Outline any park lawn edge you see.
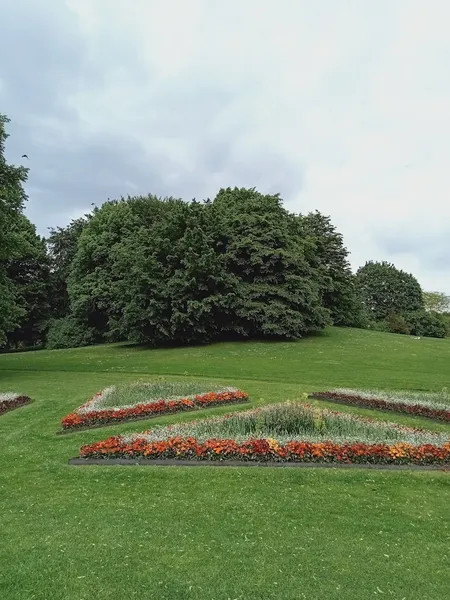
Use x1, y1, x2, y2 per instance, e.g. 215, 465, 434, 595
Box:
68, 457, 450, 470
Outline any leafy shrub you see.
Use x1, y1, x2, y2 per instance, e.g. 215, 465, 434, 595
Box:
404, 310, 447, 339
384, 313, 411, 335
46, 317, 97, 349
439, 312, 450, 337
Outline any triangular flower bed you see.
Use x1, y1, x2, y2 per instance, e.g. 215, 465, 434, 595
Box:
310, 389, 450, 422
72, 402, 450, 467
59, 381, 249, 432
0, 393, 32, 416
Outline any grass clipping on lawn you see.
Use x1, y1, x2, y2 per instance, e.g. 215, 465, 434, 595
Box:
79, 401, 450, 465
61, 380, 248, 430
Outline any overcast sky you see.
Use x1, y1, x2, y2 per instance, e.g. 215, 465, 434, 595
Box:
1, 0, 449, 293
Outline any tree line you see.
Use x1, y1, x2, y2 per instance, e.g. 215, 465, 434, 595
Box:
1, 113, 449, 351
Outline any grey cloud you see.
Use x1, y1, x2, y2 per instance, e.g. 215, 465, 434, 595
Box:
219, 150, 303, 201
0, 0, 304, 236
0, 0, 99, 120
376, 231, 450, 272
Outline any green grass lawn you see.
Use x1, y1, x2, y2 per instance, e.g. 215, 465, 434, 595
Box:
1, 327, 449, 600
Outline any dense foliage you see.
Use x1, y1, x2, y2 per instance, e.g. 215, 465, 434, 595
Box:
64, 189, 331, 347
423, 291, 450, 314
5, 215, 51, 348
46, 215, 90, 319
1, 114, 448, 348
0, 114, 29, 345
404, 310, 447, 339
295, 211, 367, 327
356, 261, 424, 321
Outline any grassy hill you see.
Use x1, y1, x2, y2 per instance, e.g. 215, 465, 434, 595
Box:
1, 327, 449, 599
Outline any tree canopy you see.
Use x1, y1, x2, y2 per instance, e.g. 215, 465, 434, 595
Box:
1, 113, 447, 349
5, 214, 51, 348
423, 291, 450, 314
64, 189, 334, 347
0, 114, 29, 345
295, 211, 366, 327
355, 261, 424, 321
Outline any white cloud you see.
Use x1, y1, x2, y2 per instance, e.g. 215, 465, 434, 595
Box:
19, 0, 450, 292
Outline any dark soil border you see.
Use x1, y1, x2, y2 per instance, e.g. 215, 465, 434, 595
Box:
309, 393, 450, 424
0, 396, 33, 416
68, 457, 450, 471
57, 398, 250, 435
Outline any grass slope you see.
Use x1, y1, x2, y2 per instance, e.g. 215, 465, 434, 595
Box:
0, 327, 449, 600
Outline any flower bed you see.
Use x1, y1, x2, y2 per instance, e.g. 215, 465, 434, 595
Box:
77, 402, 450, 466
61, 383, 249, 431
79, 436, 450, 466
310, 389, 450, 422
0, 393, 32, 416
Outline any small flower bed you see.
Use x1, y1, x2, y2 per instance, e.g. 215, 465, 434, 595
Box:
78, 402, 450, 466
61, 382, 249, 431
310, 389, 450, 422
0, 392, 32, 416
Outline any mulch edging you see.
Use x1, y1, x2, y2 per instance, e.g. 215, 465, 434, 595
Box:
68, 457, 450, 471
309, 394, 450, 423
57, 399, 250, 435
0, 396, 33, 416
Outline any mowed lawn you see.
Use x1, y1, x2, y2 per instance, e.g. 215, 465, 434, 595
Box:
0, 327, 449, 600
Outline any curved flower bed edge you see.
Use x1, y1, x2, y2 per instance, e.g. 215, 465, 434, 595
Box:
61, 390, 249, 431
310, 391, 450, 422
0, 395, 33, 416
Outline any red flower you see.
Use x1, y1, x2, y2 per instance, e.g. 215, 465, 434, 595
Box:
79, 435, 450, 466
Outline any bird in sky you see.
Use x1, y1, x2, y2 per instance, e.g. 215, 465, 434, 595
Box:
21, 154, 29, 159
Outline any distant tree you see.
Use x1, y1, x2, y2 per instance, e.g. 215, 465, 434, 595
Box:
67, 198, 145, 343
384, 313, 411, 335
405, 310, 447, 339
295, 211, 366, 327
46, 316, 97, 350
46, 215, 91, 318
423, 291, 450, 314
5, 215, 51, 348
0, 114, 29, 345
355, 261, 423, 321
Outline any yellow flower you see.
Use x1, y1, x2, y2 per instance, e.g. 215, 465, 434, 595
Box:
267, 438, 280, 452
388, 443, 412, 459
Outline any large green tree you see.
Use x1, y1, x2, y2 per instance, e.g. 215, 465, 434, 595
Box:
211, 187, 329, 338
65, 189, 330, 347
295, 211, 366, 327
46, 215, 91, 319
67, 198, 146, 344
67, 195, 238, 346
6, 214, 51, 348
355, 261, 423, 321
0, 114, 29, 345
118, 200, 235, 344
